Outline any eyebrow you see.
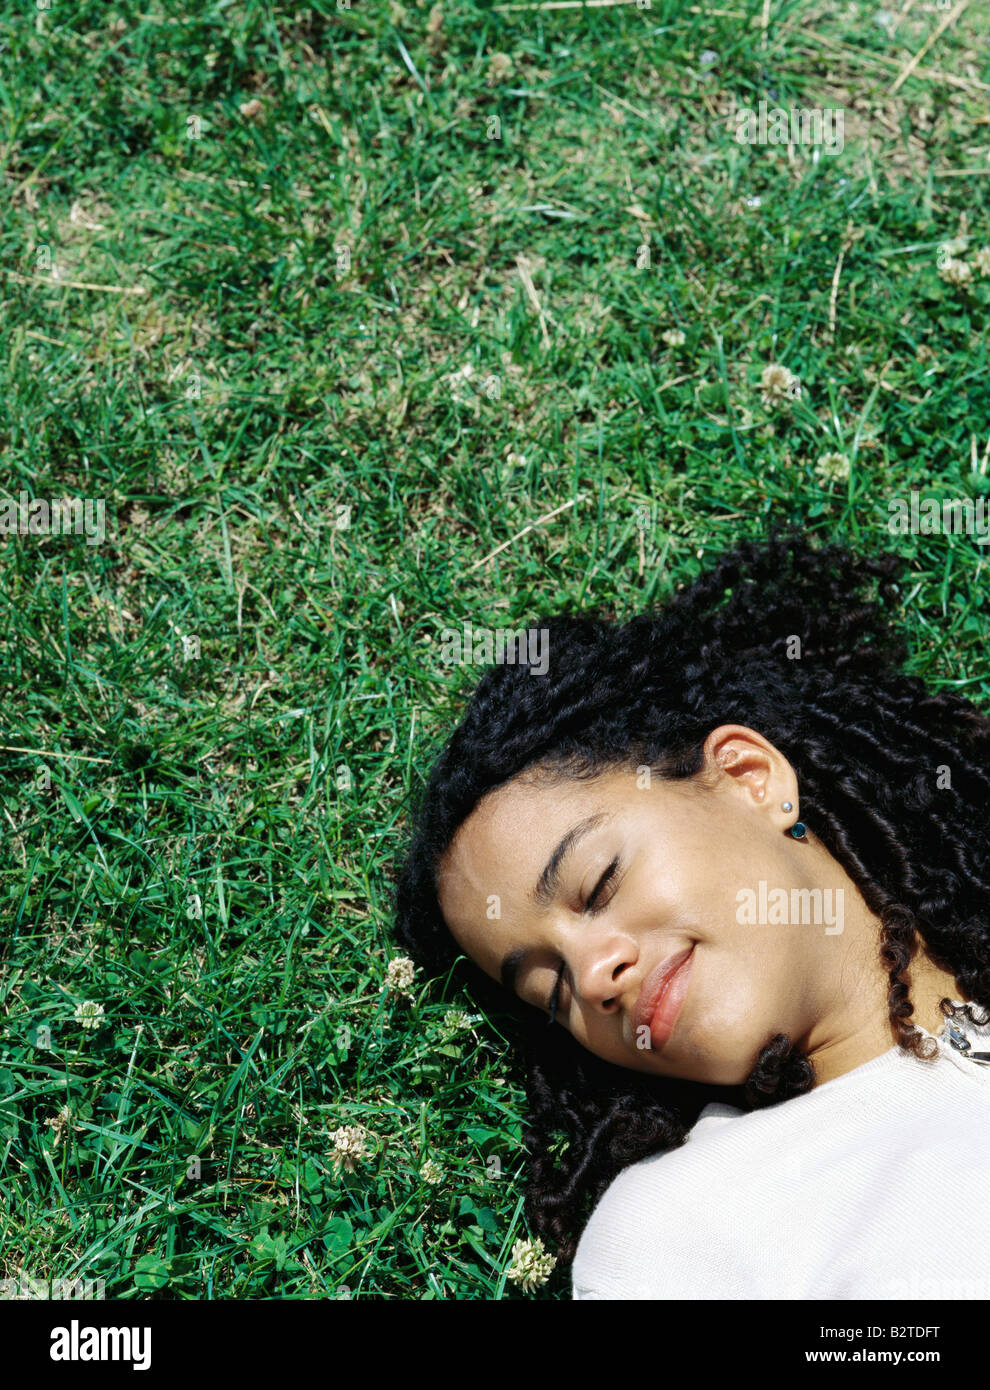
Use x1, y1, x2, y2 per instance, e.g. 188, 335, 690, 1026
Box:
499, 812, 608, 996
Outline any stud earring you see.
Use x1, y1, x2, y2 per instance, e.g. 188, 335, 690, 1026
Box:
790, 822, 807, 839
781, 801, 793, 812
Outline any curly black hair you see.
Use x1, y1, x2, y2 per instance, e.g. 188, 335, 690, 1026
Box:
393, 530, 990, 1264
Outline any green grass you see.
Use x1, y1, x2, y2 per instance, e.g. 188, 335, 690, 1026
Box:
0, 0, 988, 1300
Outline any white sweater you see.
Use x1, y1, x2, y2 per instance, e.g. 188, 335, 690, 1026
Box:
571, 1007, 990, 1300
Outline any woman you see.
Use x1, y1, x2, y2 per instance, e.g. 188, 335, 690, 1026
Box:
393, 532, 990, 1299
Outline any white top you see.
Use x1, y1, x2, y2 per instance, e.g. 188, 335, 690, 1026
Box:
571, 1007, 990, 1300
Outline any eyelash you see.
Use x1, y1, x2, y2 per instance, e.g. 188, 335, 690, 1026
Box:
546, 856, 621, 1022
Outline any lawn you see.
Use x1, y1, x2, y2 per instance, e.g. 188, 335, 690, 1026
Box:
0, 0, 988, 1300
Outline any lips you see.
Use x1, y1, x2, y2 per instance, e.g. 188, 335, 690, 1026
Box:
632, 945, 695, 1048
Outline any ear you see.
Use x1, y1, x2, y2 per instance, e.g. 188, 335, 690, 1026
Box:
702, 724, 800, 826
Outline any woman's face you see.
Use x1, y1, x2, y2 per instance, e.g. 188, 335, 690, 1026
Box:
436, 725, 873, 1086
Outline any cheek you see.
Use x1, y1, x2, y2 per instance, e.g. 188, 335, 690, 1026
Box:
690, 932, 800, 1033
647, 841, 762, 933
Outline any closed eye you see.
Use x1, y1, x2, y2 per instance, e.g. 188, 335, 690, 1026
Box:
584, 856, 620, 914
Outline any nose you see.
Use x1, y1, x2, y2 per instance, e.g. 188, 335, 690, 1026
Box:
569, 928, 637, 1011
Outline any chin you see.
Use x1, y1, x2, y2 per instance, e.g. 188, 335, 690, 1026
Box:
665, 1020, 768, 1087
666, 1054, 751, 1087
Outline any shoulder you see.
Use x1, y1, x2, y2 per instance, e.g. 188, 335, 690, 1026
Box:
571, 1050, 990, 1300
570, 1104, 769, 1300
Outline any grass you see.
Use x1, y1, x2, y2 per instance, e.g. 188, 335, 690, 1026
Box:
0, 0, 988, 1300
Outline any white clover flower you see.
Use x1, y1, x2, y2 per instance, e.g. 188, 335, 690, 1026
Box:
971, 247, 990, 278
505, 1236, 556, 1292
488, 52, 513, 84
760, 363, 801, 410
940, 236, 968, 258
442, 1008, 471, 1034
330, 1124, 370, 1173
661, 328, 686, 348
45, 1106, 81, 1149
74, 1000, 104, 1029
385, 955, 417, 998
815, 452, 851, 484
938, 257, 971, 286
420, 1158, 443, 1185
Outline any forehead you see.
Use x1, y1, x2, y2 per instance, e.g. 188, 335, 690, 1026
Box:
445, 770, 597, 877
435, 770, 619, 976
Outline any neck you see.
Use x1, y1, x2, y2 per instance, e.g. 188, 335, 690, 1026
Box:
800, 900, 966, 1086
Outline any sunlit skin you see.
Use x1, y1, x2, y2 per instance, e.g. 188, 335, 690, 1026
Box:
437, 725, 967, 1088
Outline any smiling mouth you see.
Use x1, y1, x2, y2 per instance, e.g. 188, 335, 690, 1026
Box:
632, 945, 696, 1051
